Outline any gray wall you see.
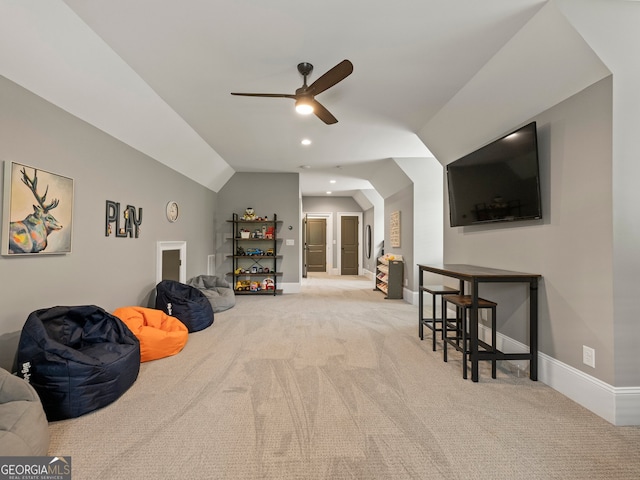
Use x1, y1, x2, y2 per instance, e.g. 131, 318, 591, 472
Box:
302, 196, 363, 270
417, 2, 631, 387
442, 77, 614, 384
555, 0, 640, 390
393, 157, 444, 293
0, 77, 217, 353
384, 185, 413, 291
217, 173, 301, 286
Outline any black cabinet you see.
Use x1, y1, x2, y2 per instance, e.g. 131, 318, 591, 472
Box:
227, 213, 282, 295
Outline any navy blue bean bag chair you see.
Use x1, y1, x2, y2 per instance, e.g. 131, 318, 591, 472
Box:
15, 305, 140, 421
155, 280, 214, 333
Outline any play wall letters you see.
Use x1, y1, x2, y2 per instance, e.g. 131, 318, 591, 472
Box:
105, 200, 142, 238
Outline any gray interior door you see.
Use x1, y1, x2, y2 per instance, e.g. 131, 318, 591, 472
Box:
162, 249, 181, 281
341, 216, 358, 275
307, 218, 326, 272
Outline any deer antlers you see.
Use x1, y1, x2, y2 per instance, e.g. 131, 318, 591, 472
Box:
21, 168, 59, 213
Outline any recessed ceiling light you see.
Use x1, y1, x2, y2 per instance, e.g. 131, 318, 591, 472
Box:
329, 179, 336, 184
301, 138, 312, 146
326, 191, 332, 195
300, 165, 311, 169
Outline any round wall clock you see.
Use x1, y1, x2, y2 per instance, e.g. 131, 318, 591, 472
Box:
166, 201, 179, 223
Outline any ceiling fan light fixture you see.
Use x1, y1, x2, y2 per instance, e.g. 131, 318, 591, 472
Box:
295, 97, 314, 115
231, 60, 352, 124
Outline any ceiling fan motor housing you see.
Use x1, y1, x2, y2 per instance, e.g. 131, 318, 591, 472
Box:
297, 62, 313, 77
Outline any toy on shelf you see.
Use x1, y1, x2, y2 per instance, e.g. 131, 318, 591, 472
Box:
242, 208, 256, 221
382, 253, 403, 262
264, 226, 275, 239
235, 280, 250, 291
261, 278, 275, 291
250, 281, 261, 292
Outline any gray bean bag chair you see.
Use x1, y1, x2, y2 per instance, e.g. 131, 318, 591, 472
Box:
0, 367, 50, 455
187, 275, 236, 313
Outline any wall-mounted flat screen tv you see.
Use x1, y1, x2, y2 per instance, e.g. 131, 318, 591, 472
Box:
446, 122, 542, 227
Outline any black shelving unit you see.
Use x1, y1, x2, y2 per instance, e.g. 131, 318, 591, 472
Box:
227, 213, 283, 295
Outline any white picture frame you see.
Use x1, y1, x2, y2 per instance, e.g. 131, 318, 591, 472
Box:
2, 161, 74, 255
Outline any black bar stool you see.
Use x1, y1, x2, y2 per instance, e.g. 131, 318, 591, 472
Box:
442, 294, 497, 380
419, 284, 460, 351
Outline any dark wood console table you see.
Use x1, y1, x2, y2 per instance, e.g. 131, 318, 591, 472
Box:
417, 264, 541, 382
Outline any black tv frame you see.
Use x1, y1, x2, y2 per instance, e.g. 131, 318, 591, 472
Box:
446, 122, 542, 227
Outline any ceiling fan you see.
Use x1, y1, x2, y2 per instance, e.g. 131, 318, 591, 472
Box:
231, 59, 353, 125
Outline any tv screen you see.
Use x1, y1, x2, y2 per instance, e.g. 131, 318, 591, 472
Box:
446, 122, 542, 227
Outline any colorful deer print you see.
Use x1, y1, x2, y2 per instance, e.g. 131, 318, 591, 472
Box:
9, 168, 62, 253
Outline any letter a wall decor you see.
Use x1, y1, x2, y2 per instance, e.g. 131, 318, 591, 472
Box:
1, 161, 74, 256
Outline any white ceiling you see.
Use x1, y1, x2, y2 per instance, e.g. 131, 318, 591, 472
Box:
3, 0, 546, 196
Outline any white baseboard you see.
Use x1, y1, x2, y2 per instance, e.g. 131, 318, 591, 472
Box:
477, 324, 640, 426
280, 282, 301, 294
406, 288, 419, 305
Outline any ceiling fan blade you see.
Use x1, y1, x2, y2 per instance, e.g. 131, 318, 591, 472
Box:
230, 93, 296, 99
311, 99, 338, 125
308, 60, 353, 96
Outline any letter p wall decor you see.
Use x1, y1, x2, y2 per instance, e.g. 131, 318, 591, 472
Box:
2, 161, 74, 256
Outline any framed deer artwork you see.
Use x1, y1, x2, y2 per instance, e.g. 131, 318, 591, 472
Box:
2, 161, 74, 255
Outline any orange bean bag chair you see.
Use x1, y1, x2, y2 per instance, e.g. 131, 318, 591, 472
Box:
113, 307, 188, 362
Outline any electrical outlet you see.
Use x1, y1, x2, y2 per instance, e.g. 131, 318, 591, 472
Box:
583, 345, 595, 368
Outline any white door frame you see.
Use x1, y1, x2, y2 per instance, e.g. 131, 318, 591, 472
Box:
156, 241, 187, 284
337, 212, 363, 276
304, 212, 334, 274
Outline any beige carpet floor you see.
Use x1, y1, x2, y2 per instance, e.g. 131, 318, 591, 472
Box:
48, 274, 640, 479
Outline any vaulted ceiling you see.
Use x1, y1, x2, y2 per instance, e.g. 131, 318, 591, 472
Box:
1, 0, 546, 196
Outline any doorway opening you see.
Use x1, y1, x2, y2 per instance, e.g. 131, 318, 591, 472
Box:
156, 241, 186, 285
